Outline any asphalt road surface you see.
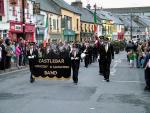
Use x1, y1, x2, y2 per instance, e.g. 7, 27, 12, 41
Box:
0, 51, 149, 113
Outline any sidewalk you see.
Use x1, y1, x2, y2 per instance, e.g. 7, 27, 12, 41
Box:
0, 64, 29, 75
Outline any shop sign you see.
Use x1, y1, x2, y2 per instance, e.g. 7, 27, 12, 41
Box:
25, 25, 35, 33
10, 22, 23, 32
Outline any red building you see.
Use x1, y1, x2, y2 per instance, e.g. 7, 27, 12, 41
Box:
9, 20, 35, 42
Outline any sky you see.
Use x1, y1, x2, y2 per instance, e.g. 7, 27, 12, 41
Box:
64, 0, 150, 8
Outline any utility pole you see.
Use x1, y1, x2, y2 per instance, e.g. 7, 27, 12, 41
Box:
22, 0, 25, 40
130, 11, 133, 40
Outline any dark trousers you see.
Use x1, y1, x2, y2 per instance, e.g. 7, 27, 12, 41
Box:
93, 54, 97, 63
89, 55, 92, 64
84, 55, 89, 67
72, 61, 79, 83
145, 68, 150, 87
99, 60, 104, 75
5, 56, 11, 69
103, 62, 110, 80
0, 58, 5, 70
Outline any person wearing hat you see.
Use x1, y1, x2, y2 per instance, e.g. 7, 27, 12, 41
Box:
98, 36, 105, 75
98, 37, 114, 82
70, 43, 81, 85
27, 43, 38, 83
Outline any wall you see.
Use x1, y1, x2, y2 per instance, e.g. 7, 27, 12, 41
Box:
61, 9, 80, 41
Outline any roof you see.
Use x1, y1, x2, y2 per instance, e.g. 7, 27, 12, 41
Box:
138, 16, 150, 26
103, 6, 150, 14
36, 0, 61, 15
119, 16, 139, 27
52, 0, 80, 15
72, 7, 100, 24
96, 10, 123, 24
95, 10, 108, 20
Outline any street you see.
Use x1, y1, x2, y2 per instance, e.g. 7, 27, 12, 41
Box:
0, 51, 149, 113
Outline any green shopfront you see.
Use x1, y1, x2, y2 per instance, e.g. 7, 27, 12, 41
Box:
63, 29, 75, 42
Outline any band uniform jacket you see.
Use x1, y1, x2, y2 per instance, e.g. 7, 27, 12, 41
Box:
27, 49, 38, 72
27, 49, 38, 58
99, 43, 114, 64
70, 50, 80, 69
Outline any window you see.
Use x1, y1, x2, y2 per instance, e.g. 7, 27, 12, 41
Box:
88, 25, 90, 32
64, 15, 72, 30
85, 24, 87, 32
0, 0, 4, 16
53, 19, 56, 30
77, 19, 79, 31
49, 18, 52, 30
3, 30, 7, 38
12, 6, 17, 16
57, 18, 59, 31
81, 23, 83, 31
36, 15, 44, 26
27, 3, 30, 19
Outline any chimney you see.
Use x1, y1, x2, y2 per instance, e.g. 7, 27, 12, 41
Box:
86, 4, 91, 10
71, 0, 83, 8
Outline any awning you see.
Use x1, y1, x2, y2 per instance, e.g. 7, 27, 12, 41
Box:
63, 29, 75, 36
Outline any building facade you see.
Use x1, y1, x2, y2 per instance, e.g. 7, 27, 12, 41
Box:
35, 0, 62, 44
8, 0, 35, 42
53, 0, 80, 42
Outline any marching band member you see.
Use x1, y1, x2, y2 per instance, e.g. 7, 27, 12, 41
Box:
27, 43, 38, 83
70, 43, 81, 85
84, 43, 89, 68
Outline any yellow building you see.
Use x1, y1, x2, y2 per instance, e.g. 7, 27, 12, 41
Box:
61, 9, 80, 42
53, 0, 81, 42
71, 1, 102, 42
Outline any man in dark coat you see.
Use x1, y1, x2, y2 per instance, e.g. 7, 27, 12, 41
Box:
27, 43, 38, 83
99, 37, 114, 82
98, 36, 104, 75
143, 50, 150, 91
70, 43, 81, 85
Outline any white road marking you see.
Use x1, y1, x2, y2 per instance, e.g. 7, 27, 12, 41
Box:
89, 108, 95, 110
0, 68, 28, 76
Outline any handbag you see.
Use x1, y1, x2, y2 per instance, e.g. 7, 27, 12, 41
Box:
81, 53, 86, 59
